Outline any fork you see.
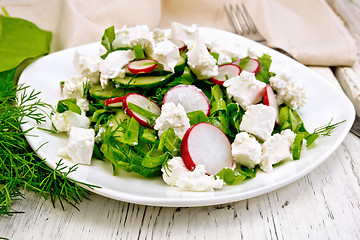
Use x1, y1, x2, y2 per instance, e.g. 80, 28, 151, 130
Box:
225, 4, 266, 43
225, 3, 293, 58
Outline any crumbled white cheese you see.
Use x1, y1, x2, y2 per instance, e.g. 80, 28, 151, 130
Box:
51, 111, 90, 133
61, 126, 95, 165
240, 104, 276, 141
99, 50, 135, 88
154, 102, 190, 139
152, 28, 169, 43
62, 75, 89, 99
112, 25, 155, 56
209, 40, 245, 65
260, 129, 296, 172
152, 39, 180, 72
247, 47, 267, 58
269, 73, 306, 110
76, 99, 89, 112
186, 40, 218, 80
171, 22, 200, 46
73, 51, 102, 85
223, 70, 266, 109
231, 132, 262, 169
162, 157, 224, 191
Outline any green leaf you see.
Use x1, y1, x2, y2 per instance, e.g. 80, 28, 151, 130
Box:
56, 98, 81, 115
168, 66, 196, 87
255, 54, 275, 84
120, 117, 140, 146
158, 128, 181, 155
216, 168, 246, 185
226, 103, 244, 133
238, 166, 257, 178
292, 133, 305, 160
139, 127, 157, 144
0, 16, 52, 72
141, 145, 168, 168
187, 110, 208, 125
238, 56, 250, 70
101, 25, 115, 52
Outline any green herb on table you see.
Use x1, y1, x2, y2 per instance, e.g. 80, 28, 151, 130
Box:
0, 13, 98, 216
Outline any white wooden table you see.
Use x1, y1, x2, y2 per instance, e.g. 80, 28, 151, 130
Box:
1, 1, 360, 239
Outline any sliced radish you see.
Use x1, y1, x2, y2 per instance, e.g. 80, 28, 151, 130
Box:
263, 84, 279, 124
127, 59, 158, 74
210, 64, 241, 86
181, 123, 233, 175
232, 58, 260, 75
123, 93, 161, 127
169, 39, 187, 51
104, 96, 125, 107
163, 85, 210, 116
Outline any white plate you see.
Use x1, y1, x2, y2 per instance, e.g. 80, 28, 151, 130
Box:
19, 27, 355, 207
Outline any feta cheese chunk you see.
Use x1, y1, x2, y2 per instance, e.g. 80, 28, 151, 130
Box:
260, 129, 296, 172
223, 71, 266, 109
62, 75, 89, 99
51, 111, 90, 133
186, 40, 218, 80
153, 28, 169, 43
64, 126, 95, 165
162, 157, 224, 191
270, 73, 306, 110
76, 99, 89, 112
209, 40, 245, 65
231, 132, 262, 169
154, 102, 190, 139
112, 25, 155, 56
73, 51, 102, 85
152, 39, 180, 72
171, 22, 200, 46
240, 104, 276, 141
99, 50, 135, 88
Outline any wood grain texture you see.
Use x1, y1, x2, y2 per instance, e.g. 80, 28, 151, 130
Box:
2, 133, 360, 240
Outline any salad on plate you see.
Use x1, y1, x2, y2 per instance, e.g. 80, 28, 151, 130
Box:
50, 22, 336, 192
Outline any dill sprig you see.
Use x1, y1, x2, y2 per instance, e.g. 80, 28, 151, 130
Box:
313, 119, 346, 136
0, 68, 98, 216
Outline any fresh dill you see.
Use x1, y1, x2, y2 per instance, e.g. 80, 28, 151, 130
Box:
314, 119, 346, 136
0, 68, 98, 216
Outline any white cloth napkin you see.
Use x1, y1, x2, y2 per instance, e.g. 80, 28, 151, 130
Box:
160, 0, 357, 66
1, 0, 161, 51
1, 0, 357, 66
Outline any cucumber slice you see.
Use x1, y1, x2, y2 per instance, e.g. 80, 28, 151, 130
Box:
89, 82, 133, 100
113, 74, 174, 89
174, 54, 186, 73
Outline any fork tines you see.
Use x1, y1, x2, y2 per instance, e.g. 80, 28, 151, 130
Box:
225, 3, 264, 42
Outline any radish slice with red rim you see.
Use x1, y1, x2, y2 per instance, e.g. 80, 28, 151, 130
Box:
232, 57, 261, 75
127, 59, 158, 74
104, 96, 125, 107
181, 122, 233, 175
163, 85, 210, 116
169, 39, 187, 51
263, 84, 279, 124
123, 93, 161, 127
210, 64, 241, 86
